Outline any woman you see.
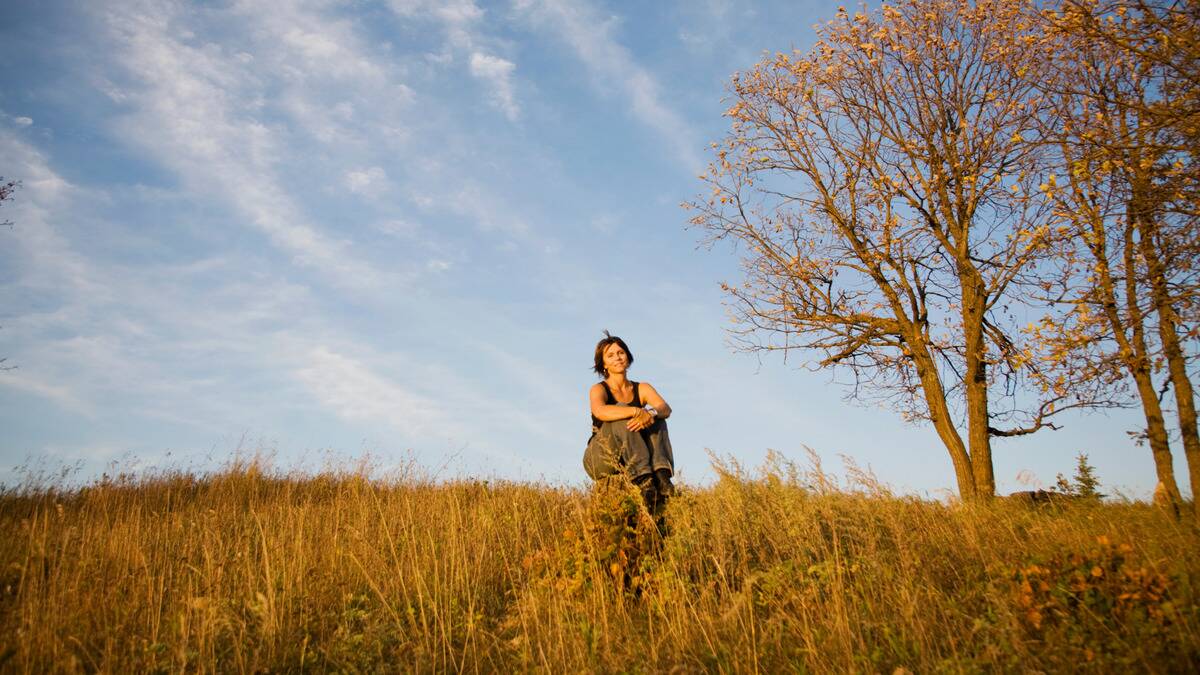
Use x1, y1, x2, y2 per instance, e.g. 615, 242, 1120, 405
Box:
584, 332, 675, 513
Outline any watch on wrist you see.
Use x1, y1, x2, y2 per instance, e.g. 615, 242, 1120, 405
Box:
645, 406, 658, 418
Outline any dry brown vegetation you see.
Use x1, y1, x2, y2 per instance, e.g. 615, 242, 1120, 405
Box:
1, 455, 1197, 673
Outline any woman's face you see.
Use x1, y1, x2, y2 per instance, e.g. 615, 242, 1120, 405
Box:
602, 343, 629, 375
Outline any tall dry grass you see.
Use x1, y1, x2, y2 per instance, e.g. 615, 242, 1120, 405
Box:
0, 453, 1196, 673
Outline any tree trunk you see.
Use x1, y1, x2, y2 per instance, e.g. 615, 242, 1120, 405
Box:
910, 341, 977, 500
1074, 188, 1186, 510
1137, 213, 1200, 521
1131, 361, 1185, 506
962, 272, 995, 499
1172, 368, 1200, 521
1118, 162, 1190, 512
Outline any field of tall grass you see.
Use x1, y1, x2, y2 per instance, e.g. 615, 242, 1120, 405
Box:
1, 453, 1196, 673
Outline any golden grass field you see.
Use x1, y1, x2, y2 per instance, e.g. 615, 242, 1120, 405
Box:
1, 453, 1197, 673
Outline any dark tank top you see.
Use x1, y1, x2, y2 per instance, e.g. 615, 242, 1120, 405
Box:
590, 380, 641, 430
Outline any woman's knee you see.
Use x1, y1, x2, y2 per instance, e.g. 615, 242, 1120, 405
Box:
585, 433, 621, 476
599, 420, 637, 440
583, 454, 610, 480
603, 422, 653, 453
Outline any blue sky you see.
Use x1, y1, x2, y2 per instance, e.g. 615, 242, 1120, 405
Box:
0, 0, 1189, 498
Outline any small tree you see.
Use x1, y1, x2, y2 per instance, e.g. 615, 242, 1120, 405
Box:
1055, 452, 1103, 500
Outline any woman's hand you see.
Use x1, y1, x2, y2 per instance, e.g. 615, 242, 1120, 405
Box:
626, 408, 654, 432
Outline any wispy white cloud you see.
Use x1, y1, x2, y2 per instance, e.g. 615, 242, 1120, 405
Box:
1, 372, 94, 416
412, 180, 531, 238
97, 0, 403, 293
513, 0, 703, 172
371, 218, 422, 238
469, 52, 520, 120
294, 346, 450, 436
0, 132, 70, 200
345, 166, 390, 197
389, 0, 484, 45
390, 0, 483, 23
1, 110, 36, 130
0, 133, 101, 300
281, 329, 571, 472
676, 0, 741, 53
2, 3, 583, 485
388, 0, 522, 120
0, 130, 331, 434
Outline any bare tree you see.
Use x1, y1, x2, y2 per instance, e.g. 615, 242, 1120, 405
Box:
0, 177, 16, 230
1, 176, 17, 372
687, 0, 1109, 500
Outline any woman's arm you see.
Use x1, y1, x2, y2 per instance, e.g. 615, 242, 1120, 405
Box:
639, 382, 672, 420
625, 381, 670, 432
589, 383, 641, 422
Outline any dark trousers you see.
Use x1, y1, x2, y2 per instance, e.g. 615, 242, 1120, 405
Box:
584, 412, 674, 481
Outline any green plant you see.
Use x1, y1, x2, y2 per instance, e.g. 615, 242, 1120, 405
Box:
1056, 452, 1105, 500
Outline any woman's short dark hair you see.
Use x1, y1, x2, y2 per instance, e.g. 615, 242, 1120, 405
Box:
593, 330, 633, 378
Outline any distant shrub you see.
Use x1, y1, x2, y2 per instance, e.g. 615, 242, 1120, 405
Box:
1055, 452, 1104, 501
